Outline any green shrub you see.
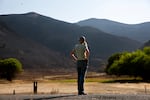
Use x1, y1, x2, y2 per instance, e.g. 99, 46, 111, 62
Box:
0, 58, 23, 81
106, 47, 150, 80
105, 52, 123, 73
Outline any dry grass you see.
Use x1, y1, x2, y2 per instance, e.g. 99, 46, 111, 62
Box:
50, 88, 59, 94
1, 80, 150, 95
1, 73, 150, 95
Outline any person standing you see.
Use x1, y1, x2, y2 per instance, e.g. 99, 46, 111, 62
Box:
71, 36, 90, 95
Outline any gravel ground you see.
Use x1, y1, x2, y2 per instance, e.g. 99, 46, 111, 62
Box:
1, 94, 150, 100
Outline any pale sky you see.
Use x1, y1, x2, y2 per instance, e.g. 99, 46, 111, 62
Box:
0, 0, 150, 24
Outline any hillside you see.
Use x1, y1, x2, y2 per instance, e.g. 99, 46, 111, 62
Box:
0, 20, 75, 74
77, 18, 150, 42
141, 40, 150, 48
0, 12, 142, 72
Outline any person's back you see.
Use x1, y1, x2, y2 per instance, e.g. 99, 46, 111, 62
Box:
74, 44, 87, 61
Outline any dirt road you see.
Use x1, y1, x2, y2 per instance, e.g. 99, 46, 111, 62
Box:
1, 94, 150, 100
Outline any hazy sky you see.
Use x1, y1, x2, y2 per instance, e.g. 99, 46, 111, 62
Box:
0, 0, 150, 24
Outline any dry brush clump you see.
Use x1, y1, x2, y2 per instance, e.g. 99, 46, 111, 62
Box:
50, 88, 59, 94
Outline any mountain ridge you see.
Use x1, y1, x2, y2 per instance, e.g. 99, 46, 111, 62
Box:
77, 18, 150, 42
0, 22, 75, 73
0, 12, 142, 72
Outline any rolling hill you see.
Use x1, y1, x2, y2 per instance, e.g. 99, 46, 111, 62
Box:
77, 18, 150, 42
0, 12, 142, 72
0, 20, 75, 74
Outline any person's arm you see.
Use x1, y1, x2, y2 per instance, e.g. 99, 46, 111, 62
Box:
85, 48, 90, 60
71, 49, 77, 61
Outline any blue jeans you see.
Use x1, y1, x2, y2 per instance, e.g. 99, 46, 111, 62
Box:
77, 60, 88, 94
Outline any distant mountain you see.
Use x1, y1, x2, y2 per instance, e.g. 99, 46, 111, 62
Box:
0, 20, 74, 74
0, 12, 142, 72
77, 18, 150, 42
141, 40, 150, 48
